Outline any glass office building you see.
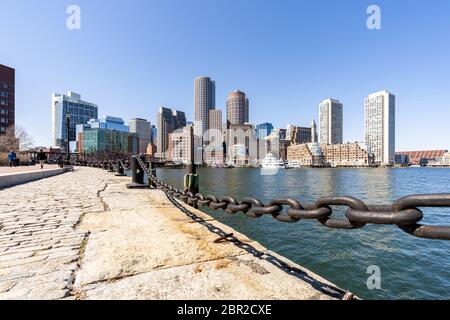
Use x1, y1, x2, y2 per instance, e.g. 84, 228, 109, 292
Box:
52, 92, 98, 150
82, 128, 139, 154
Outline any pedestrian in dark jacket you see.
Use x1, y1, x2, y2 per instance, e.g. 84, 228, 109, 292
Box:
8, 150, 17, 167
36, 149, 47, 169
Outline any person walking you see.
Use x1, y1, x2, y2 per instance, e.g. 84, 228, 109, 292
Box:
36, 149, 47, 169
57, 155, 64, 168
7, 150, 17, 167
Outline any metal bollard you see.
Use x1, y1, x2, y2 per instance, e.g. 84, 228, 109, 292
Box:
184, 173, 199, 194
126, 156, 149, 189
148, 161, 157, 189
115, 160, 126, 177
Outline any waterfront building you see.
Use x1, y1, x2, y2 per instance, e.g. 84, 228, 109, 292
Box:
129, 118, 151, 154
441, 152, 450, 166
0, 64, 15, 136
81, 128, 139, 155
364, 91, 395, 165
76, 116, 129, 153
311, 119, 318, 143
395, 150, 448, 166
319, 98, 343, 144
287, 143, 324, 167
321, 142, 374, 167
226, 90, 249, 127
225, 124, 257, 167
395, 154, 409, 166
194, 76, 215, 139
256, 123, 273, 140
52, 92, 98, 150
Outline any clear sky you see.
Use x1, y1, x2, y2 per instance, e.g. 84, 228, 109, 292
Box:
1, 0, 449, 150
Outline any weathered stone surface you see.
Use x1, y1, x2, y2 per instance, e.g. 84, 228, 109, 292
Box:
0, 167, 110, 300
81, 253, 340, 300
74, 180, 345, 300
74, 208, 264, 287
1, 167, 347, 300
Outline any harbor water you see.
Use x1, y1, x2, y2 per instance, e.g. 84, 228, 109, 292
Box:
155, 167, 450, 300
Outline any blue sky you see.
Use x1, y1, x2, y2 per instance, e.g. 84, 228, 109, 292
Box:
1, 0, 449, 150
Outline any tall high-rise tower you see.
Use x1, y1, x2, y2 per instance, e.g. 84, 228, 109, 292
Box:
157, 107, 174, 160
194, 76, 215, 139
319, 98, 343, 144
156, 107, 186, 160
311, 119, 318, 143
364, 91, 395, 165
226, 90, 249, 127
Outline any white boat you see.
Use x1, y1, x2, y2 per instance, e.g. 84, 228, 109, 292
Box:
261, 154, 285, 168
285, 160, 301, 169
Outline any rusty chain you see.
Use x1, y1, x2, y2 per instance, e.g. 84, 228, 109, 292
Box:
82, 159, 450, 241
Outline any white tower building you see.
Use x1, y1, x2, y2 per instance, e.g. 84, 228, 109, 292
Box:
364, 90, 396, 165
319, 98, 343, 144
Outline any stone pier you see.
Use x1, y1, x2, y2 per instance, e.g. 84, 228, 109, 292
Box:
0, 167, 347, 300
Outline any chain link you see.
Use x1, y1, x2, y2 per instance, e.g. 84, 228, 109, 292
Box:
85, 160, 450, 241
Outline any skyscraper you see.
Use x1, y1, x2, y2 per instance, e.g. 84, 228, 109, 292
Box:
226, 90, 249, 127
208, 109, 223, 136
129, 118, 151, 154
173, 110, 186, 129
156, 107, 186, 160
319, 98, 343, 144
194, 76, 215, 139
365, 90, 396, 165
51, 92, 98, 149
0, 64, 15, 136
311, 119, 318, 143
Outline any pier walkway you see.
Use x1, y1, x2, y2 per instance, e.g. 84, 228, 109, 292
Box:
0, 167, 346, 300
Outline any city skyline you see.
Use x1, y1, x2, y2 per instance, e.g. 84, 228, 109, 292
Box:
1, 0, 450, 150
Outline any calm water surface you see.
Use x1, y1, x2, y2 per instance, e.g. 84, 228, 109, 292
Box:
155, 167, 450, 300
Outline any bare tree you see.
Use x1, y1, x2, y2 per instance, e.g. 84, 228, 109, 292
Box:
0, 126, 34, 152
16, 126, 34, 150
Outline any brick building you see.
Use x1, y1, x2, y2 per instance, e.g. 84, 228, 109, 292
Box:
0, 64, 15, 135
395, 150, 448, 166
